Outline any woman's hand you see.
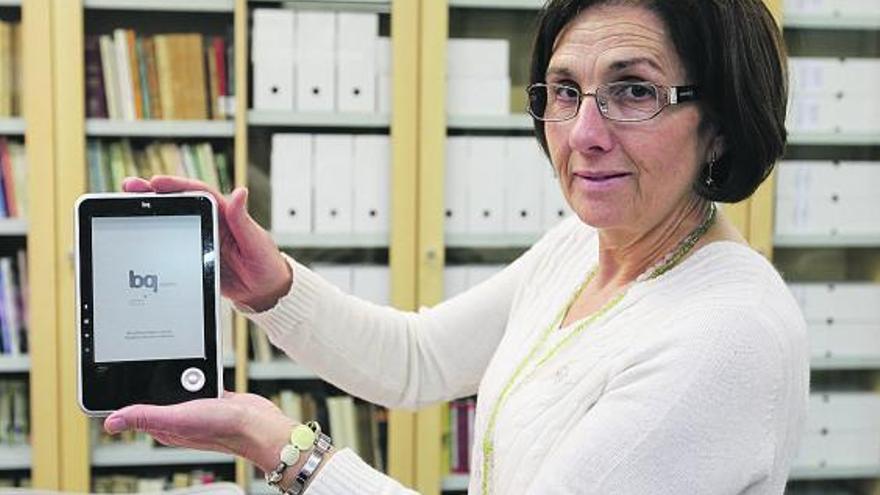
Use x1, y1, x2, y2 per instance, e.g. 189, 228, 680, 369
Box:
104, 391, 294, 473
123, 176, 292, 311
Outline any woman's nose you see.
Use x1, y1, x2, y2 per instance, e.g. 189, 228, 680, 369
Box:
568, 95, 614, 155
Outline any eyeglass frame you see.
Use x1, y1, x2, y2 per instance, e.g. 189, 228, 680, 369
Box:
526, 81, 700, 123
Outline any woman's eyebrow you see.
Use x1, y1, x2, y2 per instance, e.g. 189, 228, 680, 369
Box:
545, 66, 578, 80
607, 57, 664, 74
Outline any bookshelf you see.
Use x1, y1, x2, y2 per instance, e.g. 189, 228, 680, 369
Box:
0, 445, 30, 471
91, 444, 235, 467
0, 218, 26, 235
0, 117, 24, 134
0, 355, 28, 372
83, 0, 234, 12
248, 110, 390, 129
777, 3, 880, 492
85, 119, 235, 138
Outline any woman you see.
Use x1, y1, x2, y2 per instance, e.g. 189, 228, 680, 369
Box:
110, 0, 808, 493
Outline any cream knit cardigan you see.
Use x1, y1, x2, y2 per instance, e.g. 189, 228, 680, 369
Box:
246, 216, 809, 494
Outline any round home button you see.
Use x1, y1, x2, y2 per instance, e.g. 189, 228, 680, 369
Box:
181, 367, 206, 392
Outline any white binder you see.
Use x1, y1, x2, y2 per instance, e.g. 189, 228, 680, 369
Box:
353, 135, 390, 235
467, 137, 506, 234
505, 137, 545, 234
270, 134, 312, 234
337, 13, 378, 113
314, 134, 354, 233
445, 137, 470, 235
296, 11, 336, 112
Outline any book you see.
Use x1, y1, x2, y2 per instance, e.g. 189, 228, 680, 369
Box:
143, 37, 162, 119
113, 29, 137, 120
155, 33, 208, 120
126, 30, 144, 119
98, 35, 121, 119
85, 35, 108, 118
0, 138, 17, 217
135, 36, 152, 119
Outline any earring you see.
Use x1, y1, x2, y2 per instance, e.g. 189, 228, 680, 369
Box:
705, 151, 716, 187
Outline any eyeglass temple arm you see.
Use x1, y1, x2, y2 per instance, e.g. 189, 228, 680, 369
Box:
669, 85, 699, 104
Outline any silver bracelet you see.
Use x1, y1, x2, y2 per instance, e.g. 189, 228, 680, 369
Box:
288, 431, 333, 495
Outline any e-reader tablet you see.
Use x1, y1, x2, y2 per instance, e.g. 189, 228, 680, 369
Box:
75, 192, 222, 416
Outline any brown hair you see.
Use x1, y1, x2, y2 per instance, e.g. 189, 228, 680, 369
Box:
530, 0, 788, 203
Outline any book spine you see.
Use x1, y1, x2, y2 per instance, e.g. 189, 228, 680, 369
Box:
84, 35, 108, 119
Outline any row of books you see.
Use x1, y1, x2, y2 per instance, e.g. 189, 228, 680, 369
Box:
93, 471, 224, 493
0, 138, 26, 219
87, 139, 232, 194
0, 378, 28, 445
86, 30, 234, 121
0, 20, 22, 118
443, 397, 476, 475
0, 251, 27, 357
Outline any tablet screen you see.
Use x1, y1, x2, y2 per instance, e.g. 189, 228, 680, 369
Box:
91, 215, 205, 363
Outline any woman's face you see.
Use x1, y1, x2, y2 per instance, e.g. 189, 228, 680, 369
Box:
544, 4, 716, 236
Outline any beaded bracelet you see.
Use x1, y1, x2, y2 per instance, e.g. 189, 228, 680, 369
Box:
265, 421, 333, 495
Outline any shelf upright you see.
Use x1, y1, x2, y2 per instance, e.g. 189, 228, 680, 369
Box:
415, 0, 447, 492
52, 0, 89, 490
23, 0, 60, 488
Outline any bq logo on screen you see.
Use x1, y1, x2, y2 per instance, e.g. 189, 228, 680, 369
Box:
129, 270, 159, 293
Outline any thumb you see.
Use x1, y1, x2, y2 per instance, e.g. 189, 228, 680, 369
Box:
224, 187, 260, 242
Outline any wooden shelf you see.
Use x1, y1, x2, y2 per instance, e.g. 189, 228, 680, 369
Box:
0, 218, 27, 236
445, 233, 540, 249
447, 114, 532, 131
0, 118, 25, 135
448, 0, 543, 9
250, 0, 390, 13
774, 235, 880, 248
0, 355, 29, 373
0, 445, 30, 470
788, 131, 880, 146
441, 474, 470, 491
784, 13, 880, 30
91, 444, 235, 467
812, 356, 880, 370
248, 361, 319, 381
790, 465, 880, 480
248, 110, 390, 129
273, 232, 389, 249
83, 0, 233, 12
86, 119, 235, 138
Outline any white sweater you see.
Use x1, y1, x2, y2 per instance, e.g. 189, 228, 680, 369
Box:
247, 216, 810, 494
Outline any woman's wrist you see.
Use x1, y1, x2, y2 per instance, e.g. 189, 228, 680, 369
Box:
239, 254, 294, 313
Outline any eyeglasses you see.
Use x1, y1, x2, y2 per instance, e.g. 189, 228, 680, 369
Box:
526, 81, 699, 123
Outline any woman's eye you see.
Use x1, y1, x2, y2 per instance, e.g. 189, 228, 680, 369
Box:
553, 85, 579, 102
618, 83, 656, 100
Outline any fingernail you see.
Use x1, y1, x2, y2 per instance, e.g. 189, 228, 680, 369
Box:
106, 416, 127, 434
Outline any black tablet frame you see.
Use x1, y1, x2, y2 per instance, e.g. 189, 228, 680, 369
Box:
76, 193, 221, 415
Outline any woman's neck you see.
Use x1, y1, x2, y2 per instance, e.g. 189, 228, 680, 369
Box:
593, 198, 712, 290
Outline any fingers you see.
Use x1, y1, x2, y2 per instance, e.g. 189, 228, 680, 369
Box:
122, 177, 153, 192
105, 404, 179, 435
223, 187, 261, 252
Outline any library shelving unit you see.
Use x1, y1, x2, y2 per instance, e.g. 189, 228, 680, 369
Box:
45, 0, 422, 492
241, 0, 416, 491
775, 5, 880, 493
49, 0, 241, 490
414, 1, 783, 494
0, 0, 30, 489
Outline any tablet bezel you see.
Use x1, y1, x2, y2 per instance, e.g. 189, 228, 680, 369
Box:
75, 192, 223, 416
